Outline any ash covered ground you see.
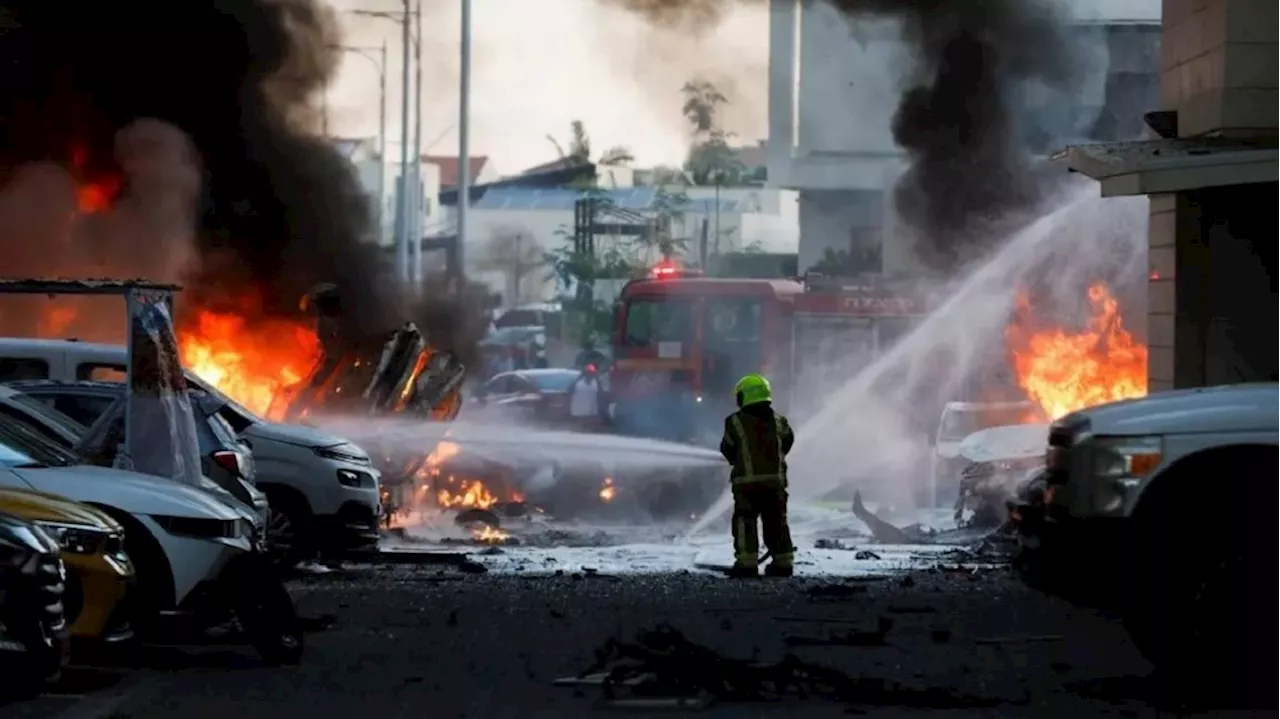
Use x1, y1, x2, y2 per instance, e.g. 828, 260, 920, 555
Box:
14, 563, 1230, 719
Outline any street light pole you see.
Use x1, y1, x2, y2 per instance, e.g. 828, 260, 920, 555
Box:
377, 40, 388, 246
457, 0, 472, 286
396, 0, 412, 287
410, 0, 424, 291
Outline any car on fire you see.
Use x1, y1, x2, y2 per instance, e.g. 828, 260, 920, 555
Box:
0, 488, 134, 646
0, 511, 67, 700
0, 338, 382, 561
0, 416, 302, 664
1011, 382, 1277, 700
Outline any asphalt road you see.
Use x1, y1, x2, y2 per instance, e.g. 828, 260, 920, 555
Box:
5, 562, 1268, 719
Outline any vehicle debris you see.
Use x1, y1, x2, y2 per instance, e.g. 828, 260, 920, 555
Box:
784, 617, 894, 647
974, 634, 1065, 646
558, 625, 1001, 710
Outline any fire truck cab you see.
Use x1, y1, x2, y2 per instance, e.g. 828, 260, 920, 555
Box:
609, 265, 928, 446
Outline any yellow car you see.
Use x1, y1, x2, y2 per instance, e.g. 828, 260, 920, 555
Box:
0, 489, 134, 643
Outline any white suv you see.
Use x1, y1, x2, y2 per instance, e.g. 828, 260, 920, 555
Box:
0, 338, 381, 559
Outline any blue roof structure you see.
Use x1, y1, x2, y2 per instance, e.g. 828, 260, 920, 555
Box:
473, 187, 742, 214
474, 187, 658, 211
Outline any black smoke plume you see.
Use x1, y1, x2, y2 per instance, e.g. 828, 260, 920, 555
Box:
824, 0, 1078, 272
0, 0, 397, 340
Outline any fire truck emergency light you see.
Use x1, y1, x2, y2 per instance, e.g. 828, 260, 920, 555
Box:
648, 261, 702, 279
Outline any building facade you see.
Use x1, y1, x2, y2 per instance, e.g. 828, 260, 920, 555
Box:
766, 0, 1164, 274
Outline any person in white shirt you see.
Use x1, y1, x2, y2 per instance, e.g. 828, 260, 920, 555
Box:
568, 363, 603, 432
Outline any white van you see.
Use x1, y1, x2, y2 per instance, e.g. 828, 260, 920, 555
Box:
0, 338, 381, 559
928, 400, 1042, 505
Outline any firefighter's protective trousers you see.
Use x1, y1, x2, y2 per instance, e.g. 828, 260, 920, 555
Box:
720, 409, 796, 569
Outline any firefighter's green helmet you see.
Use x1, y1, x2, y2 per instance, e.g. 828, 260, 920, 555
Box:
734, 373, 773, 408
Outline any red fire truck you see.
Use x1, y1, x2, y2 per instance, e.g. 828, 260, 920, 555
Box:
608, 263, 931, 444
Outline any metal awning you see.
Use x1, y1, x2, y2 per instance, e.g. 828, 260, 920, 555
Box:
1052, 139, 1278, 197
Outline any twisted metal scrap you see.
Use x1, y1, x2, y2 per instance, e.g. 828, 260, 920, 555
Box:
576, 624, 1003, 709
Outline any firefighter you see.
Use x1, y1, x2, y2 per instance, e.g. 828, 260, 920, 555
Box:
719, 373, 796, 578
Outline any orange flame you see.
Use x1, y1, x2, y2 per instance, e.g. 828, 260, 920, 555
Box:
177, 308, 321, 419
69, 144, 123, 214
1006, 282, 1148, 420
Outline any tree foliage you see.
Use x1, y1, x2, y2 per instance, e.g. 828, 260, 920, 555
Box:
680, 79, 746, 186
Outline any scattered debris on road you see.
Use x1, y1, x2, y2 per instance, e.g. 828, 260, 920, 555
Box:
557, 624, 1003, 711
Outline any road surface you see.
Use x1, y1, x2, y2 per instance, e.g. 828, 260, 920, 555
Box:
6, 558, 1258, 719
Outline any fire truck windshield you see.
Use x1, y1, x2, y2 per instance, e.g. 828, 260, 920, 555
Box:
622, 297, 694, 347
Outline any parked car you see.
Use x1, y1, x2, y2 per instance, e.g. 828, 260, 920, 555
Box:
0, 339, 381, 558
479, 325, 549, 375
0, 488, 133, 645
4, 380, 267, 525
0, 512, 68, 699
1012, 382, 1277, 702
467, 368, 580, 425
0, 417, 302, 664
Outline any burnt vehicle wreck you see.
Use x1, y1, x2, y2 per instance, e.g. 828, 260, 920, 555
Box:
272, 285, 468, 520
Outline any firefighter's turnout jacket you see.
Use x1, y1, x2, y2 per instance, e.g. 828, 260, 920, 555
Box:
719, 401, 796, 572
720, 402, 795, 487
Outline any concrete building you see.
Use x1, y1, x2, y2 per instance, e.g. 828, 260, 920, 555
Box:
766, 0, 1165, 274
1058, 0, 1278, 389
332, 137, 443, 251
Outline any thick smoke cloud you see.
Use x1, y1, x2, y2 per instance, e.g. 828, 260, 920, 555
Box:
0, 0, 396, 340
612, 0, 1082, 274
825, 0, 1078, 272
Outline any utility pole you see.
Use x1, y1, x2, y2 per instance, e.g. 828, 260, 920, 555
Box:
377, 41, 387, 246
396, 0, 412, 286
513, 233, 523, 303
457, 0, 472, 289
410, 0, 424, 292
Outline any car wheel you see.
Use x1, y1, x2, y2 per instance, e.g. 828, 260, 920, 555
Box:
261, 489, 313, 568
94, 508, 173, 635
224, 555, 305, 666
1123, 451, 1274, 707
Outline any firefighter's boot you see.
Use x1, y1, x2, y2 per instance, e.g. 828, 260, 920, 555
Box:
725, 563, 760, 579
764, 562, 793, 578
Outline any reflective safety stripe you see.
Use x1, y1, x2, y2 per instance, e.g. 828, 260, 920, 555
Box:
729, 414, 787, 485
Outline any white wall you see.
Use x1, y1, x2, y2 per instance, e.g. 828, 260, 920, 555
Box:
349, 156, 442, 249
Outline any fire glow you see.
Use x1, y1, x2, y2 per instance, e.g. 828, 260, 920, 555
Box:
1006, 282, 1148, 420
177, 306, 322, 420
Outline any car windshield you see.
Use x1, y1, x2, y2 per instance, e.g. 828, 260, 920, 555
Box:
939, 406, 1034, 443
4, 393, 88, 440
0, 431, 39, 468
524, 372, 579, 392
184, 372, 260, 432
0, 417, 78, 468
485, 326, 542, 345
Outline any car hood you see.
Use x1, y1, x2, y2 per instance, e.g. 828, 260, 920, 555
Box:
9, 465, 246, 521
1069, 383, 1279, 436
0, 487, 122, 531
244, 420, 353, 450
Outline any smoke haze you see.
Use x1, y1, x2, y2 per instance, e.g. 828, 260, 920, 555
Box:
0, 0, 397, 342
325, 0, 769, 173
